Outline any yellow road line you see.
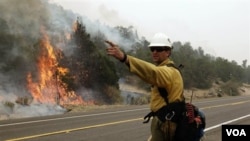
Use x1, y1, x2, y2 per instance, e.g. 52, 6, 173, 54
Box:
6, 118, 142, 141
200, 100, 250, 110
6, 100, 250, 141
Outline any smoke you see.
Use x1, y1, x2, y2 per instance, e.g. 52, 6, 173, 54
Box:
97, 4, 133, 29
0, 0, 48, 38
0, 102, 66, 120
49, 0, 140, 52
83, 18, 139, 51
0, 0, 73, 120
0, 0, 142, 120
0, 73, 67, 121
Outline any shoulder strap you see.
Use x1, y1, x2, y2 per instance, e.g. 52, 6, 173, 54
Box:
158, 87, 169, 104
167, 64, 184, 74
158, 64, 184, 104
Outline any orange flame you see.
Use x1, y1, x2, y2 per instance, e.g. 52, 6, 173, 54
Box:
26, 28, 86, 105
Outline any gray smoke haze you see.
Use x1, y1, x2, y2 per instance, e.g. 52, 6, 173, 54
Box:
0, 0, 139, 120
0, 0, 76, 120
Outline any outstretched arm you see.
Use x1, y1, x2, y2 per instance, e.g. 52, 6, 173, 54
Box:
105, 40, 127, 63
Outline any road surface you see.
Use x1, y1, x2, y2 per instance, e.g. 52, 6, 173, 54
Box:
0, 95, 250, 141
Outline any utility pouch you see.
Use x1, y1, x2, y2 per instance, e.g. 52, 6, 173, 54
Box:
155, 102, 186, 123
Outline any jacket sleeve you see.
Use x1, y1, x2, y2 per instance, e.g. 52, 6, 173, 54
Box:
127, 55, 174, 88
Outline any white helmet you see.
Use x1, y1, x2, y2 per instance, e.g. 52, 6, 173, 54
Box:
148, 33, 172, 48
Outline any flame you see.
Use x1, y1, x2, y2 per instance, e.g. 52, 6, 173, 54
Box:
57, 67, 68, 75
26, 28, 87, 105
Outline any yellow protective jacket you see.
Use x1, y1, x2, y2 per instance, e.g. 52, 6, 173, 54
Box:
127, 55, 184, 112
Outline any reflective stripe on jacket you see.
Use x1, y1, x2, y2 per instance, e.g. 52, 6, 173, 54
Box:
127, 55, 184, 112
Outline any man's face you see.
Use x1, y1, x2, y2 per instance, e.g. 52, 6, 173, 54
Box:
149, 47, 171, 65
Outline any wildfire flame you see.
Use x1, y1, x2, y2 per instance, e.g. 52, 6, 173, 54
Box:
26, 28, 85, 105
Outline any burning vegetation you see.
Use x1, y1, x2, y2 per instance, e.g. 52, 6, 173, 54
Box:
1, 0, 250, 120
0, 0, 125, 119
22, 19, 123, 107
26, 28, 84, 105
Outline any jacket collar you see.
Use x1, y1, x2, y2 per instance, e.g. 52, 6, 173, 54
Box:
158, 58, 174, 66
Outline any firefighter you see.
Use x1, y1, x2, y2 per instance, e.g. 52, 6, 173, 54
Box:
105, 33, 184, 141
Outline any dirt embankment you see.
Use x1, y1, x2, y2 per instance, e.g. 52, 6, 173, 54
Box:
184, 83, 250, 100
67, 83, 250, 113
120, 83, 250, 100
239, 83, 250, 95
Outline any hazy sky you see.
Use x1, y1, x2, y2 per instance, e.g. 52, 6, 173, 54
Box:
51, 0, 250, 65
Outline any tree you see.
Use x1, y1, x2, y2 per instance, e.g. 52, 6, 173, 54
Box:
66, 19, 120, 104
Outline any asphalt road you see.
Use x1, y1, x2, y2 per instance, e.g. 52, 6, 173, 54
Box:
0, 95, 250, 141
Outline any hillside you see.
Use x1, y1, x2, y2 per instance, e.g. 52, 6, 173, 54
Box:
119, 82, 250, 101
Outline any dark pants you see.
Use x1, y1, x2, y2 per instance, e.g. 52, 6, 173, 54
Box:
150, 117, 177, 141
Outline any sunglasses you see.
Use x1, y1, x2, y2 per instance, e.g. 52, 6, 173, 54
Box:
150, 47, 168, 52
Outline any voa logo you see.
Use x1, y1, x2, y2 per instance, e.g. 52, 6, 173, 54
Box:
226, 129, 246, 136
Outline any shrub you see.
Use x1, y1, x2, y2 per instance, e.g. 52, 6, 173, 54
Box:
103, 85, 123, 104
4, 101, 15, 111
220, 80, 241, 96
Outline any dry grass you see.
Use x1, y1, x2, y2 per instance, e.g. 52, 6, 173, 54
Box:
67, 83, 250, 113
119, 83, 150, 95
63, 104, 128, 113
239, 83, 250, 96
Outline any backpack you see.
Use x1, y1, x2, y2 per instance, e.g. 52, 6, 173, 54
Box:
157, 64, 206, 141
157, 87, 206, 141
174, 102, 206, 141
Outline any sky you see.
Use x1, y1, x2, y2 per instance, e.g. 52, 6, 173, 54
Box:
51, 0, 250, 65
